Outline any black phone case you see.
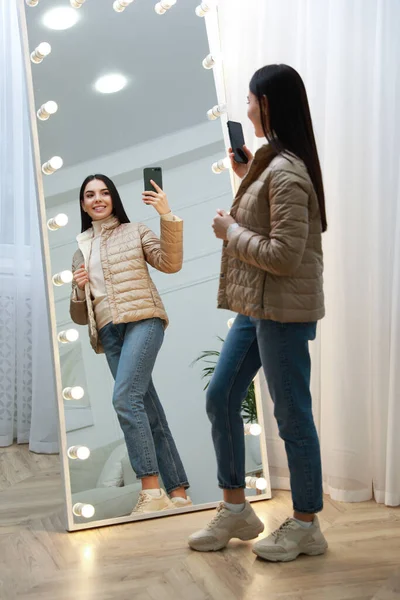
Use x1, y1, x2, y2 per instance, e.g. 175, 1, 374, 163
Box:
227, 121, 249, 164
144, 167, 163, 192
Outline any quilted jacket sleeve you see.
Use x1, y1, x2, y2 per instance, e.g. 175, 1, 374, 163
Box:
139, 218, 183, 274
69, 251, 88, 325
226, 169, 310, 276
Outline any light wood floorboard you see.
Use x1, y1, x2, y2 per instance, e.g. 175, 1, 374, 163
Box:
1, 444, 399, 600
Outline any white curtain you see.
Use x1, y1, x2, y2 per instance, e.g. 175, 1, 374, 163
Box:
211, 0, 400, 505
0, 0, 58, 453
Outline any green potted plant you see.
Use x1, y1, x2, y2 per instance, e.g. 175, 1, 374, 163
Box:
191, 337, 258, 424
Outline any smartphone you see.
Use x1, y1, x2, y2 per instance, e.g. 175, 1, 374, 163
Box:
143, 167, 163, 192
227, 121, 249, 164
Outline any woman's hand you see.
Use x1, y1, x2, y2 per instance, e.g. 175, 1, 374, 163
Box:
142, 180, 171, 216
228, 145, 253, 179
212, 209, 236, 241
73, 264, 89, 290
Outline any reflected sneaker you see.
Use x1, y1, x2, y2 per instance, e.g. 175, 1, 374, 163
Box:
188, 501, 264, 552
252, 516, 328, 562
170, 496, 193, 508
132, 489, 174, 514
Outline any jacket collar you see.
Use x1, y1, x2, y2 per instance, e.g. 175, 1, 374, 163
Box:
76, 215, 120, 243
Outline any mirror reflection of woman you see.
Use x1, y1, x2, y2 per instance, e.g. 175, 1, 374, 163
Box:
189, 65, 328, 562
70, 174, 191, 514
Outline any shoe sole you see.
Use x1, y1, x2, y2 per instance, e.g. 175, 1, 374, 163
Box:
133, 504, 174, 515
252, 542, 328, 563
189, 523, 265, 552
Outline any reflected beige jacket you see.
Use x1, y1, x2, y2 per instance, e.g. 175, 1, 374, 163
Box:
218, 146, 325, 322
70, 216, 183, 353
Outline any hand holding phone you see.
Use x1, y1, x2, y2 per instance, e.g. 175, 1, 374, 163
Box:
142, 167, 171, 216
227, 121, 253, 178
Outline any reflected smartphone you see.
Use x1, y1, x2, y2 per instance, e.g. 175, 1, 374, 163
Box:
143, 167, 163, 192
227, 120, 249, 164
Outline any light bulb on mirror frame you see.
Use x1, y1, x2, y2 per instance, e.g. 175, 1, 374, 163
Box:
73, 503, 95, 519
202, 53, 219, 70
227, 317, 235, 329
245, 476, 267, 491
30, 42, 51, 64
244, 423, 262, 437
212, 157, 230, 174
26, 0, 39, 6
37, 100, 58, 121
47, 213, 68, 231
42, 156, 63, 175
207, 103, 227, 121
155, 0, 177, 14
68, 445, 91, 460
113, 0, 134, 12
58, 329, 79, 344
195, 1, 214, 17
70, 0, 86, 7
52, 270, 73, 286
63, 386, 85, 401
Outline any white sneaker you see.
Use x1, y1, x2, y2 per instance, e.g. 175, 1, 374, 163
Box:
132, 489, 174, 514
188, 501, 264, 552
170, 496, 193, 508
252, 516, 328, 562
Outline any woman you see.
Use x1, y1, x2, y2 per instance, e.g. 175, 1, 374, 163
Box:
189, 64, 328, 562
70, 174, 191, 514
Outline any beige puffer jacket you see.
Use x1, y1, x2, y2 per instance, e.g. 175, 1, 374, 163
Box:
70, 216, 183, 353
218, 145, 324, 322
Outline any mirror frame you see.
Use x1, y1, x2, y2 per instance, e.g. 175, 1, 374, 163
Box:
17, 0, 272, 532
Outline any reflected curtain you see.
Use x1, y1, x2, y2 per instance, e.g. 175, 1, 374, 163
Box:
213, 0, 400, 505
0, 0, 58, 452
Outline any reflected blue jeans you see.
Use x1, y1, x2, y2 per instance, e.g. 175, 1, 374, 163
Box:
99, 318, 189, 493
206, 314, 323, 514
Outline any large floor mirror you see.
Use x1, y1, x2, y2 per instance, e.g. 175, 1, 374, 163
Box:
19, 0, 271, 531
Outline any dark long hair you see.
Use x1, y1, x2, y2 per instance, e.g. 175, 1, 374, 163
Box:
79, 174, 130, 232
250, 64, 327, 232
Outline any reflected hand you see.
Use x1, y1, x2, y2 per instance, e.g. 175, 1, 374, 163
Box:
142, 180, 171, 216
228, 145, 253, 179
212, 209, 236, 241
73, 264, 89, 290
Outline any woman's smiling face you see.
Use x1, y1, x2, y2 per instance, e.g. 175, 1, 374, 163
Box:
81, 178, 113, 221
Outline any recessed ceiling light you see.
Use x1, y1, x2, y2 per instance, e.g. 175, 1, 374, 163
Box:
43, 7, 80, 30
94, 74, 128, 94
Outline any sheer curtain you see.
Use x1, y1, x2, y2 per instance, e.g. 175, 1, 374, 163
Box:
211, 0, 400, 505
0, 0, 58, 453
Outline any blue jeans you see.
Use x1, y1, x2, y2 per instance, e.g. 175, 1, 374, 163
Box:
99, 318, 189, 494
206, 314, 323, 514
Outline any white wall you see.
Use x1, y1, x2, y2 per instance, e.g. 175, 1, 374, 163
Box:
47, 126, 241, 504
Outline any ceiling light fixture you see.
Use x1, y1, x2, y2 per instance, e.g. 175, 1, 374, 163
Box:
94, 73, 127, 94
42, 7, 80, 30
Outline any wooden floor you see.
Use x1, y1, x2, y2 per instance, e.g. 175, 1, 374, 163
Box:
1, 444, 399, 600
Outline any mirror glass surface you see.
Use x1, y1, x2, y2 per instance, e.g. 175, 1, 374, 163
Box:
25, 0, 266, 525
